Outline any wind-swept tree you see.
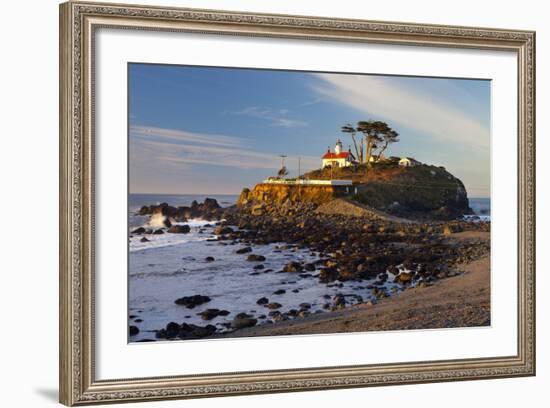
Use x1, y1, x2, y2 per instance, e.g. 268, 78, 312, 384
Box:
356, 120, 391, 165
341, 124, 363, 163
341, 120, 400, 168
376, 128, 399, 159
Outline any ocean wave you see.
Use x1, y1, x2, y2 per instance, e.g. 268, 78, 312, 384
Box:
129, 219, 217, 252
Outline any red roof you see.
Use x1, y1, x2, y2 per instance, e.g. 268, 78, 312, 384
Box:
322, 151, 352, 160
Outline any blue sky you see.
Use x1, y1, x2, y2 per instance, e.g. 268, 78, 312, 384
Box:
129, 64, 491, 197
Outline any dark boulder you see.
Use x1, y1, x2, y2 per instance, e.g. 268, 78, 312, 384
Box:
168, 224, 190, 234
256, 297, 269, 305
231, 315, 257, 329
129, 326, 139, 336
174, 295, 211, 308
214, 226, 234, 235
283, 261, 303, 272
247, 254, 266, 262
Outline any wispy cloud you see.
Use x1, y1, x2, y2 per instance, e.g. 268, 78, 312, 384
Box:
232, 106, 308, 128
131, 125, 242, 147
130, 126, 318, 172
311, 74, 490, 150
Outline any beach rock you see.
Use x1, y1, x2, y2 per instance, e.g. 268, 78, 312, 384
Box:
168, 225, 190, 234
152, 229, 164, 235
332, 294, 346, 308
131, 227, 146, 234
267, 302, 282, 310
283, 261, 303, 272
256, 297, 269, 305
236, 246, 252, 254
273, 289, 286, 295
140, 237, 149, 243
165, 322, 181, 338
394, 272, 413, 284
184, 324, 217, 339
304, 263, 316, 271
205, 256, 215, 262
247, 254, 266, 262
319, 268, 338, 283
253, 264, 265, 270
214, 226, 234, 235
129, 326, 139, 336
198, 308, 229, 320
231, 315, 257, 329
174, 295, 211, 308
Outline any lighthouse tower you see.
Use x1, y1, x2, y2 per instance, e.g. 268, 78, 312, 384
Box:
335, 138, 343, 155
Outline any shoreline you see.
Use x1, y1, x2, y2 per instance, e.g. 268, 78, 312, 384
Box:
129, 198, 491, 341
221, 232, 490, 338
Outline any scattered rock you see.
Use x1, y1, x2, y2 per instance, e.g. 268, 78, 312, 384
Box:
247, 254, 266, 262
198, 308, 230, 320
283, 261, 303, 272
174, 295, 211, 308
267, 302, 282, 309
236, 247, 252, 254
129, 326, 139, 336
231, 315, 258, 329
273, 289, 286, 295
168, 225, 191, 234
256, 297, 269, 305
214, 226, 234, 235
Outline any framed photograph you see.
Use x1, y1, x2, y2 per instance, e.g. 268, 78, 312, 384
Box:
59, 1, 536, 405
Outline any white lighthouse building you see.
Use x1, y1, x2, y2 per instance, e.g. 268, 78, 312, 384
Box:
321, 138, 357, 168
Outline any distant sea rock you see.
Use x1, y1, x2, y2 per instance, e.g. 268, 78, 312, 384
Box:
138, 198, 223, 221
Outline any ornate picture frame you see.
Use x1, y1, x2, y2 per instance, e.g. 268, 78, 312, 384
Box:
59, 1, 535, 405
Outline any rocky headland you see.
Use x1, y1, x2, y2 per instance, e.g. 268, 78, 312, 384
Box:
129, 164, 490, 341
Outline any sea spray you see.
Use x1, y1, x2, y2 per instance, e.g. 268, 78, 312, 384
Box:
148, 212, 169, 229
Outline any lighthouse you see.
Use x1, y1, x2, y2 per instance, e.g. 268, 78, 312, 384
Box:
334, 138, 343, 155
321, 138, 357, 169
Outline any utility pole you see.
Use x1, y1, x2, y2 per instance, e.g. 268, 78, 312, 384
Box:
298, 156, 301, 197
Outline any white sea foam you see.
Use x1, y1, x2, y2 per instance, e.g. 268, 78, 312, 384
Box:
130, 219, 215, 252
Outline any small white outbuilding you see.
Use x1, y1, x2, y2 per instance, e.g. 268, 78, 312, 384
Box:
398, 157, 420, 167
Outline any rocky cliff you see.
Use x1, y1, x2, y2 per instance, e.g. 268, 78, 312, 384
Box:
238, 163, 471, 220
238, 183, 348, 207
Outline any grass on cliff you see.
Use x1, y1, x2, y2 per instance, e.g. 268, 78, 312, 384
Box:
304, 162, 468, 212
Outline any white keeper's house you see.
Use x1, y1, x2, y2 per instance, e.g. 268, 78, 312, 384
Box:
322, 139, 357, 168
